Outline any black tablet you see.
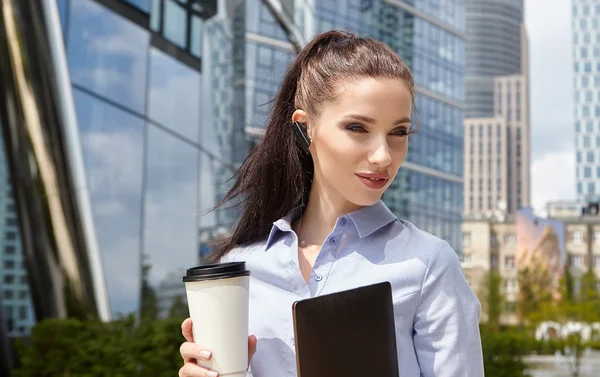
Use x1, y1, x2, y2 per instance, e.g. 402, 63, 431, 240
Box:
292, 282, 400, 377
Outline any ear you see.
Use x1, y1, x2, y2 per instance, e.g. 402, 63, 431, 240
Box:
291, 109, 311, 140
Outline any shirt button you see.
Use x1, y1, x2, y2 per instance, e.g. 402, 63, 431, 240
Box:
315, 274, 323, 282
329, 237, 337, 245
340, 218, 347, 226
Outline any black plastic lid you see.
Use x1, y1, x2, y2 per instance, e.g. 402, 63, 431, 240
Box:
183, 262, 250, 282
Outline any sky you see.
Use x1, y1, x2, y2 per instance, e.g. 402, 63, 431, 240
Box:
525, 0, 577, 214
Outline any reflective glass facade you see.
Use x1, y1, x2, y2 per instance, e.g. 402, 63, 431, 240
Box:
465, 0, 524, 118
0, 133, 35, 339
573, 0, 600, 202
1, 0, 223, 339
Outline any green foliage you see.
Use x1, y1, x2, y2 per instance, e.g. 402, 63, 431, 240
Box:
11, 314, 186, 377
480, 325, 532, 377
517, 265, 554, 326
478, 271, 505, 330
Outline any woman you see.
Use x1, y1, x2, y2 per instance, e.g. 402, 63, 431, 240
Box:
179, 30, 484, 377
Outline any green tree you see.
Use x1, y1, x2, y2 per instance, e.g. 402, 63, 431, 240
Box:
539, 267, 600, 377
140, 254, 158, 320
12, 315, 186, 377
478, 271, 504, 330
168, 295, 189, 318
517, 265, 554, 326
480, 325, 532, 377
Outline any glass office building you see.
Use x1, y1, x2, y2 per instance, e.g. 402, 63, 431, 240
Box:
572, 0, 600, 202
465, 0, 524, 118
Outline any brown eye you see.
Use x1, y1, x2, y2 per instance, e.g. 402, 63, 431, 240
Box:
345, 124, 367, 133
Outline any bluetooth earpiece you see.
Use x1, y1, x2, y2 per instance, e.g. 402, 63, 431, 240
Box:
291, 121, 311, 153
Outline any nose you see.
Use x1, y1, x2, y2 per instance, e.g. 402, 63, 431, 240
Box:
367, 138, 392, 167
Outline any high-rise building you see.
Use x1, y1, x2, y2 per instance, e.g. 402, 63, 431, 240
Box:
464, 69, 531, 215
0, 134, 35, 339
463, 1, 530, 216
465, 0, 524, 118
572, 0, 600, 202
0, 0, 223, 339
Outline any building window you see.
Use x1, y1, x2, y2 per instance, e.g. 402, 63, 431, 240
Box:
18, 306, 28, 320
5, 231, 16, 240
4, 245, 15, 255
594, 255, 600, 267
505, 278, 518, 292
463, 253, 472, 264
150, 0, 207, 59
594, 231, 600, 244
504, 234, 516, 245
2, 291, 13, 299
505, 301, 517, 313
3, 275, 14, 284
571, 254, 584, 268
505, 256, 516, 270
3, 260, 15, 269
491, 254, 499, 269
573, 231, 583, 244
462, 232, 471, 247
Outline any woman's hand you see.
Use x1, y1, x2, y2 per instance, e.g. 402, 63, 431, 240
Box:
178, 318, 257, 377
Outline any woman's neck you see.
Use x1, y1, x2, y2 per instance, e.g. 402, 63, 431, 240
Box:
296, 181, 362, 246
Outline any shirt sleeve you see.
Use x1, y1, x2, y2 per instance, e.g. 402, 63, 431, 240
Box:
413, 241, 485, 377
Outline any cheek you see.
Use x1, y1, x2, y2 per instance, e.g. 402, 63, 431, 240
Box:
313, 137, 362, 175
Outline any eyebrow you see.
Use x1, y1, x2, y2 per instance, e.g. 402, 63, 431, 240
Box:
345, 114, 411, 125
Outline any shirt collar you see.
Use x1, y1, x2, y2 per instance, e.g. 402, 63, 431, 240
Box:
347, 200, 397, 238
265, 200, 397, 250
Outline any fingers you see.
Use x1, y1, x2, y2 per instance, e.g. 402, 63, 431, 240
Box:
178, 361, 219, 377
181, 318, 194, 343
248, 335, 257, 362
180, 341, 212, 363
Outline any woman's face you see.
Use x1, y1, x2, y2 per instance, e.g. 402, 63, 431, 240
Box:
294, 77, 413, 211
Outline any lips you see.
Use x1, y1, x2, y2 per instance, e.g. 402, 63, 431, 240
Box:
355, 173, 390, 190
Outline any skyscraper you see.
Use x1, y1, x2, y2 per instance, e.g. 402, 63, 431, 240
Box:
572, 0, 600, 202
463, 1, 530, 216
465, 0, 524, 118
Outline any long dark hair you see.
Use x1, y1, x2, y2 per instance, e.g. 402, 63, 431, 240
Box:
210, 30, 415, 261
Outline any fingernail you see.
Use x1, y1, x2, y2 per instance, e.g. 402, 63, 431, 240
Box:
199, 350, 212, 360
207, 371, 218, 377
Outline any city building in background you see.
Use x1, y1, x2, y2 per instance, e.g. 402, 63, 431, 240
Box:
462, 203, 600, 325
463, 0, 530, 216
465, 0, 524, 118
572, 0, 600, 202
461, 212, 519, 324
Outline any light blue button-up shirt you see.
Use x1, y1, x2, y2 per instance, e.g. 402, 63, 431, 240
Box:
222, 200, 484, 377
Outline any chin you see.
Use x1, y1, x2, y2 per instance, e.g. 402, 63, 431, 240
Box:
347, 193, 384, 208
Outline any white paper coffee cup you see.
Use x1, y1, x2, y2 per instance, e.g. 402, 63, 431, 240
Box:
183, 262, 250, 377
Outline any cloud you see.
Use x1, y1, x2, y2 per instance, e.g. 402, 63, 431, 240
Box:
531, 147, 577, 214
526, 0, 576, 208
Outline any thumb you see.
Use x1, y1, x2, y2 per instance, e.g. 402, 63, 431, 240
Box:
248, 335, 258, 362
